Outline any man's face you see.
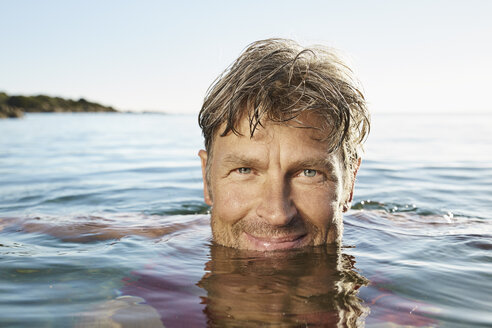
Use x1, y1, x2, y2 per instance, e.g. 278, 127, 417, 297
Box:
199, 114, 354, 251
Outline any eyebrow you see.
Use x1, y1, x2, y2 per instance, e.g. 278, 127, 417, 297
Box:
292, 158, 335, 171
222, 154, 264, 168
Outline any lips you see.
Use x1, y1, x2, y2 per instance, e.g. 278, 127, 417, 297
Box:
243, 232, 307, 251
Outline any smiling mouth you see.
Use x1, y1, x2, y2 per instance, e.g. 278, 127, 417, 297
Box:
243, 232, 307, 251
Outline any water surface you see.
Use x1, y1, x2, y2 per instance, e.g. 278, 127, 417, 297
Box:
1, 113, 491, 327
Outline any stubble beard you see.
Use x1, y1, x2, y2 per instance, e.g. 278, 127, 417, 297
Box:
210, 212, 330, 250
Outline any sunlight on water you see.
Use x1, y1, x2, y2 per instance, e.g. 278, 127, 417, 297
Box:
1, 113, 491, 327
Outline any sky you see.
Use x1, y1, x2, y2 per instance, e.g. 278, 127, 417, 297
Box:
1, 0, 491, 114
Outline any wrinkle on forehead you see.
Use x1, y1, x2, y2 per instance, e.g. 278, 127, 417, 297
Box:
215, 109, 327, 141
233, 113, 329, 145
214, 116, 344, 174
208, 112, 345, 184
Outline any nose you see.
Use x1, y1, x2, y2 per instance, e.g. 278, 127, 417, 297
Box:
255, 176, 297, 226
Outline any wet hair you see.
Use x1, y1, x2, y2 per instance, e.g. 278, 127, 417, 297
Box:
199, 38, 370, 191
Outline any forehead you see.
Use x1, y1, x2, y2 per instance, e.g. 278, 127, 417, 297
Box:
209, 114, 346, 182
211, 112, 336, 160
216, 111, 329, 145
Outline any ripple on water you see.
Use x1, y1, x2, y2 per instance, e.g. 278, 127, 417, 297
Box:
0, 210, 491, 327
343, 208, 492, 327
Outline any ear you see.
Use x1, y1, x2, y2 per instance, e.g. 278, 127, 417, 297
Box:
343, 157, 361, 212
198, 150, 213, 206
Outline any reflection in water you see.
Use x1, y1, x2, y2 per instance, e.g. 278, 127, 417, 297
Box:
199, 244, 369, 327
77, 243, 368, 327
6, 213, 452, 327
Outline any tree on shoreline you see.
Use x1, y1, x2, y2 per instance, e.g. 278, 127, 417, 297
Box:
0, 92, 118, 118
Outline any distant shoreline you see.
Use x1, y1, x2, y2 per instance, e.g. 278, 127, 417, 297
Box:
0, 92, 118, 119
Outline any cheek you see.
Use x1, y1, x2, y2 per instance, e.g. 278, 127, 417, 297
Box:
211, 182, 255, 224
293, 186, 339, 227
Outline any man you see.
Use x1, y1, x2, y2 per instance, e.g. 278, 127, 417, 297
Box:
0, 38, 369, 251
197, 38, 370, 251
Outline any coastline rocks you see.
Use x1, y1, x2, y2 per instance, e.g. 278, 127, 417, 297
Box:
0, 104, 24, 118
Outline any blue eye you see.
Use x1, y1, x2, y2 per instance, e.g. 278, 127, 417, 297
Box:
237, 167, 252, 174
303, 169, 317, 177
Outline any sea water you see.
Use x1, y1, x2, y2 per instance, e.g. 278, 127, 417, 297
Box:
0, 112, 491, 327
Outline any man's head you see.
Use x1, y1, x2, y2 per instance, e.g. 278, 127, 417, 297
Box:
198, 39, 369, 251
